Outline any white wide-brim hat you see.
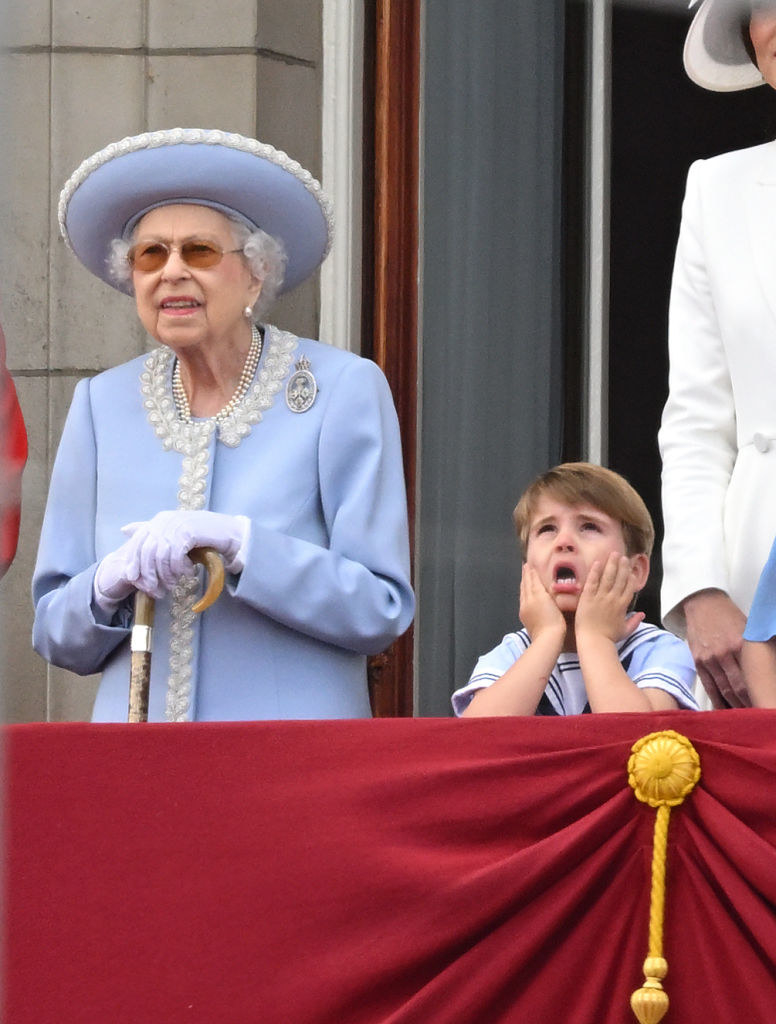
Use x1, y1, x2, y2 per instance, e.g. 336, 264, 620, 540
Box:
684, 0, 765, 91
58, 128, 334, 295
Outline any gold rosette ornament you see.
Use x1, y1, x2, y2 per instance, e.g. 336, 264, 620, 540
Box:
627, 731, 701, 1024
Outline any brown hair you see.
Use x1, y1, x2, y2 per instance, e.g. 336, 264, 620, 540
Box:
513, 462, 655, 560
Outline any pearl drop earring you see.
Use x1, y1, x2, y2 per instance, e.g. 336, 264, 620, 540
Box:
243, 305, 254, 319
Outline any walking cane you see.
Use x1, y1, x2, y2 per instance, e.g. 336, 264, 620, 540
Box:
128, 546, 225, 722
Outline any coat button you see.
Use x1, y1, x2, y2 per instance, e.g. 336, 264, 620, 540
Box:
753, 433, 771, 453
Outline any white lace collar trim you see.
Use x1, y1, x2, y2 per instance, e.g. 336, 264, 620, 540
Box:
140, 324, 297, 452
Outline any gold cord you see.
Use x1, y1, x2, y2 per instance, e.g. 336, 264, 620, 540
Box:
627, 731, 701, 1024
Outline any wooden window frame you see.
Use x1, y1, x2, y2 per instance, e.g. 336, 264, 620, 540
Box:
364, 0, 420, 716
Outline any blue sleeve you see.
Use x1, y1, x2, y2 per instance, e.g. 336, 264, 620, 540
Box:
625, 630, 699, 710
744, 534, 776, 642
232, 356, 415, 654
451, 633, 528, 716
32, 378, 131, 674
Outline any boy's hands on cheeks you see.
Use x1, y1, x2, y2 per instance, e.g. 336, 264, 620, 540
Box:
462, 563, 566, 716
519, 564, 566, 644
574, 551, 668, 713
574, 551, 644, 645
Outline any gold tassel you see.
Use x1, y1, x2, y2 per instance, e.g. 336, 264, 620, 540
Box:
627, 731, 701, 1024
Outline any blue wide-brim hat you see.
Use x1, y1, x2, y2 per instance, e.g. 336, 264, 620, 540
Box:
684, 0, 765, 92
58, 128, 334, 295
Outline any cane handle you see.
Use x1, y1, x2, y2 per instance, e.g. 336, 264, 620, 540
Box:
189, 546, 225, 613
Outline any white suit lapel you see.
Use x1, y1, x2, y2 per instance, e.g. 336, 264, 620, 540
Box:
748, 141, 776, 327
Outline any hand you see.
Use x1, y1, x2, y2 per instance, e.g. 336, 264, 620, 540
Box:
683, 589, 749, 708
741, 639, 776, 708
519, 563, 566, 643
93, 527, 199, 607
93, 536, 146, 607
120, 510, 250, 594
574, 552, 644, 645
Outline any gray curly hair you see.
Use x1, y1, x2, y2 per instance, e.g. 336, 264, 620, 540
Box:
107, 210, 287, 320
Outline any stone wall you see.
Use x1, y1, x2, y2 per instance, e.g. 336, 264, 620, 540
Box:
0, 0, 323, 721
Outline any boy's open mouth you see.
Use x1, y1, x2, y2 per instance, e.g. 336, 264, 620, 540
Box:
553, 564, 580, 592
554, 565, 577, 582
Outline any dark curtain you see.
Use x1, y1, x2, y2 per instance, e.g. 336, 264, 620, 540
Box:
7, 712, 776, 1023
418, 0, 566, 715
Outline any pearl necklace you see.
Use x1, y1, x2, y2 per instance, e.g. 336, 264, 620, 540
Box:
172, 325, 263, 424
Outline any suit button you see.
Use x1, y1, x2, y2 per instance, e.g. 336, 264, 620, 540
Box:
753, 433, 770, 453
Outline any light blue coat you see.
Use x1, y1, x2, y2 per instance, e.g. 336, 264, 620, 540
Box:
32, 326, 414, 721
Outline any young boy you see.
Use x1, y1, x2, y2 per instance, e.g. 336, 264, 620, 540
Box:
452, 463, 698, 717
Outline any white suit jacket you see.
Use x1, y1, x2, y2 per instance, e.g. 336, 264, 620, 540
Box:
660, 140, 776, 633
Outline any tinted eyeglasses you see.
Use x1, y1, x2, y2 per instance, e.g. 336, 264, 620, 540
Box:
127, 239, 244, 272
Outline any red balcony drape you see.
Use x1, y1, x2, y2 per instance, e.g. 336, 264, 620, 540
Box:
5, 710, 776, 1023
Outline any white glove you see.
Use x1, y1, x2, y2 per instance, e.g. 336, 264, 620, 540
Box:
93, 530, 194, 611
120, 510, 250, 592
93, 536, 145, 612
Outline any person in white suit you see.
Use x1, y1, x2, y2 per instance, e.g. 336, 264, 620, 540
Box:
660, 0, 776, 708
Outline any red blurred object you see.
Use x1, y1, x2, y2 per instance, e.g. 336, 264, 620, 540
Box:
0, 320, 27, 577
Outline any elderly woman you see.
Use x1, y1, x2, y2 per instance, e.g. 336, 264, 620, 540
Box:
32, 128, 414, 721
659, 1, 776, 708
